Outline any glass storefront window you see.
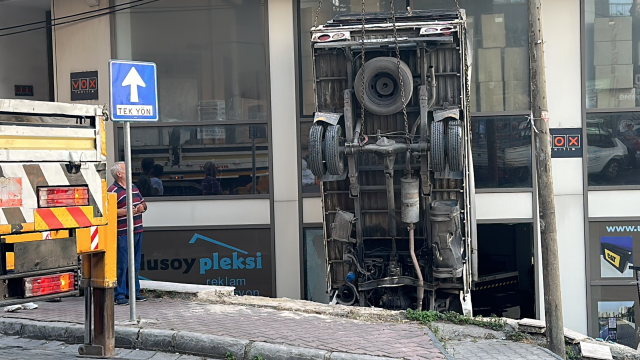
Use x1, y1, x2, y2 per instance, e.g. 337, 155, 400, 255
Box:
590, 285, 639, 348
587, 112, 640, 186
471, 116, 532, 188
298, 0, 530, 115
585, 1, 640, 109
300, 121, 321, 193
414, 1, 530, 114
589, 221, 639, 281
114, 0, 269, 122
117, 124, 269, 197
298, 0, 392, 116
303, 228, 329, 303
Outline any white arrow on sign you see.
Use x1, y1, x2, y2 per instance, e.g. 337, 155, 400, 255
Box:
121, 67, 146, 103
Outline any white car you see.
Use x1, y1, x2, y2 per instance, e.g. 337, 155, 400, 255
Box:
587, 122, 628, 179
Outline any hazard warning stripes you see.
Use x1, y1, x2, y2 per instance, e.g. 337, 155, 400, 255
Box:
90, 226, 99, 250
34, 206, 95, 231
0, 162, 106, 233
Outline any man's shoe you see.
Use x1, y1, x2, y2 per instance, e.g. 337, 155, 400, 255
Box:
115, 298, 129, 305
136, 295, 147, 302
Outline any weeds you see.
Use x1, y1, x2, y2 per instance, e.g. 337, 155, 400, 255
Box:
566, 347, 581, 360
225, 352, 236, 360
253, 356, 264, 360
505, 331, 530, 343
405, 309, 505, 331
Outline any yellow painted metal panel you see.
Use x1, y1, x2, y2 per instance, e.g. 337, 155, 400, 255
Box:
6, 253, 13, 271
4, 230, 69, 244
0, 136, 95, 150
76, 227, 92, 254
50, 208, 79, 228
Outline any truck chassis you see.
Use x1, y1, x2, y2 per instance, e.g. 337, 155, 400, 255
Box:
308, 10, 477, 312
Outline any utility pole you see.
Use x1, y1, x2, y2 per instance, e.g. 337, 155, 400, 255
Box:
527, 0, 566, 358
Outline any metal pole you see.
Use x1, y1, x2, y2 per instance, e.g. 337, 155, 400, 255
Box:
528, 0, 565, 357
123, 122, 136, 321
252, 136, 256, 194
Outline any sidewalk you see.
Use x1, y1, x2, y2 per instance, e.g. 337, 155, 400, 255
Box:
1, 296, 447, 360
0, 295, 563, 360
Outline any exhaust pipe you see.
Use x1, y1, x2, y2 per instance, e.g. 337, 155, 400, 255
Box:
409, 224, 424, 310
402, 175, 424, 310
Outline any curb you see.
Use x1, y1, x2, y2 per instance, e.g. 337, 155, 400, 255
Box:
0, 317, 442, 360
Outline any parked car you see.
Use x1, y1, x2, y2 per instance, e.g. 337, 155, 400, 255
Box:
587, 120, 627, 179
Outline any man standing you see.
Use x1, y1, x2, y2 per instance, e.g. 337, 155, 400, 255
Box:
108, 161, 147, 305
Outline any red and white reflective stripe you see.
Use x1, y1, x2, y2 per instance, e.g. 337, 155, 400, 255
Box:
90, 226, 99, 250
42, 231, 51, 240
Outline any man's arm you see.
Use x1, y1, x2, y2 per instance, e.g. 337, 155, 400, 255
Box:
117, 208, 127, 217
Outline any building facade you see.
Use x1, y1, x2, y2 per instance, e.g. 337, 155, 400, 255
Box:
1, 0, 639, 347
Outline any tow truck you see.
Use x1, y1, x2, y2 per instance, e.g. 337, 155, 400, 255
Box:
0, 99, 117, 357
307, 9, 477, 313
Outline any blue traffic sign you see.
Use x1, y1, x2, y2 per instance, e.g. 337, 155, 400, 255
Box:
109, 60, 158, 122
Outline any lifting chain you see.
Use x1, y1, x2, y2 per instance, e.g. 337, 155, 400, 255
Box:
389, 0, 410, 140
359, 0, 367, 141
313, 0, 323, 28
312, 0, 324, 113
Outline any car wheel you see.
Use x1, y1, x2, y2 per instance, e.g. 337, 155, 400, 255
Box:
354, 57, 413, 116
431, 120, 446, 173
602, 159, 621, 179
309, 124, 326, 177
325, 125, 345, 175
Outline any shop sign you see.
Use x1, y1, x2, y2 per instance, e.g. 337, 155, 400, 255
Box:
198, 126, 226, 139
550, 128, 582, 158
14, 85, 33, 97
139, 228, 272, 297
70, 71, 99, 101
589, 221, 640, 348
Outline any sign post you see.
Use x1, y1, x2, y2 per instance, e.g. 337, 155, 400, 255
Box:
109, 60, 158, 321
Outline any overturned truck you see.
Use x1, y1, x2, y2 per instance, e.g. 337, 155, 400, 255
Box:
308, 9, 477, 313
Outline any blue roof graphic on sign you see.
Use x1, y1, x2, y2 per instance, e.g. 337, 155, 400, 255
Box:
109, 60, 158, 122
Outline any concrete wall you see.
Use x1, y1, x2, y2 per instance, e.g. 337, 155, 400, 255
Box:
269, 0, 302, 299
0, 3, 50, 101
51, 0, 116, 182
541, 0, 588, 334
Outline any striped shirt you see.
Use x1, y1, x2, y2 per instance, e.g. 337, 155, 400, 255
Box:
108, 182, 145, 236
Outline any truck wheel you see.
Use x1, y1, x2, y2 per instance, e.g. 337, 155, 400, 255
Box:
448, 119, 463, 172
309, 124, 326, 177
354, 57, 413, 116
602, 159, 621, 179
325, 125, 345, 175
431, 120, 446, 173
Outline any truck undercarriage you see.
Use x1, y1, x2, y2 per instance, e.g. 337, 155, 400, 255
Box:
308, 9, 477, 313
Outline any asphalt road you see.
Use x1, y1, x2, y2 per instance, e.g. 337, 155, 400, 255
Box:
0, 335, 211, 360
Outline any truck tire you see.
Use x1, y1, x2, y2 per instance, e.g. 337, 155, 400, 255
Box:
325, 125, 345, 175
354, 57, 413, 116
309, 124, 326, 177
431, 120, 446, 173
448, 119, 463, 172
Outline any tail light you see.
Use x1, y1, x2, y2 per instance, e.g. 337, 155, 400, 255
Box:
38, 187, 89, 208
23, 272, 75, 298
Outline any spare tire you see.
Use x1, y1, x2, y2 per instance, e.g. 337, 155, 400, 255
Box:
308, 124, 326, 177
325, 125, 345, 175
354, 57, 413, 116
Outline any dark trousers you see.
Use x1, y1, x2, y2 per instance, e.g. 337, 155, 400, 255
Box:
115, 233, 143, 300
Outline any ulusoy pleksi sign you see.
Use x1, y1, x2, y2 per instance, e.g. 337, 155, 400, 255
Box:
139, 228, 272, 297
109, 60, 158, 122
